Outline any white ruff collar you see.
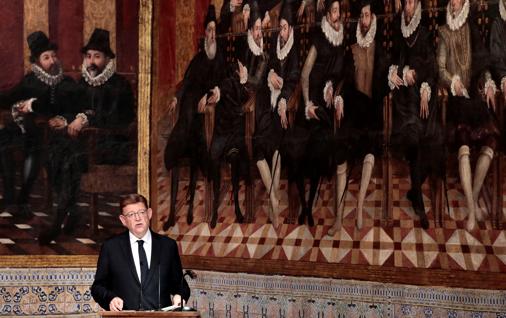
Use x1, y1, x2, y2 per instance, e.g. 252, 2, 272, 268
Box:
447, 0, 469, 31
82, 60, 116, 87
356, 14, 377, 48
321, 16, 344, 47
247, 30, 263, 56
31, 63, 63, 87
500, 0, 506, 21
277, 28, 294, 60
401, 1, 421, 38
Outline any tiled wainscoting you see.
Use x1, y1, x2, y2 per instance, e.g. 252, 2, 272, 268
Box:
1, 268, 505, 317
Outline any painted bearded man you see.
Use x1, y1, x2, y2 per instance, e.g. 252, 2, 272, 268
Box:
163, 5, 225, 229
388, 0, 444, 229
253, 2, 300, 228
0, 31, 79, 224
438, 0, 499, 230
327, 0, 389, 234
295, 0, 350, 227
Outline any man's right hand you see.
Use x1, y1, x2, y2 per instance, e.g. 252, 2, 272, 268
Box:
454, 80, 464, 97
307, 102, 319, 120
391, 73, 404, 89
109, 297, 124, 311
168, 97, 177, 114
48, 117, 66, 130
198, 94, 208, 113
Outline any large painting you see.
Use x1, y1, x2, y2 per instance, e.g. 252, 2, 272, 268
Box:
0, 0, 148, 261
152, 0, 506, 288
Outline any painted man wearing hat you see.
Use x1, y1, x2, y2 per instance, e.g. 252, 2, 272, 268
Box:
296, 0, 351, 228
327, 0, 389, 234
163, 4, 226, 229
39, 28, 138, 244
78, 28, 136, 163
388, 0, 444, 229
0, 31, 83, 224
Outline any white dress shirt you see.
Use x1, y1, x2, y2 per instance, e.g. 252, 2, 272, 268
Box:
129, 230, 152, 283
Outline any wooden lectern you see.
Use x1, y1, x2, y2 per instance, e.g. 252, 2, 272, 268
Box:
100, 311, 200, 318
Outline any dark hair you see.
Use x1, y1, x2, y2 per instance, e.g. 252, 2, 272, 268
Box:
120, 193, 148, 212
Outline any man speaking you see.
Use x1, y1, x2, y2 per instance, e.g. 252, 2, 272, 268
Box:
91, 194, 186, 311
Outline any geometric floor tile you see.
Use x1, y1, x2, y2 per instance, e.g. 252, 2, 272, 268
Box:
212, 224, 243, 257
282, 226, 314, 261
246, 224, 278, 259
360, 227, 394, 266
75, 238, 96, 244
14, 224, 32, 229
401, 229, 438, 268
492, 231, 506, 266
446, 230, 486, 271
319, 226, 353, 263
179, 223, 211, 255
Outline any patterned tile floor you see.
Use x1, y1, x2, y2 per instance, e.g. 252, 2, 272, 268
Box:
156, 166, 506, 273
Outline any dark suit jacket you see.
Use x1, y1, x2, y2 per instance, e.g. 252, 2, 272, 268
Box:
91, 230, 184, 310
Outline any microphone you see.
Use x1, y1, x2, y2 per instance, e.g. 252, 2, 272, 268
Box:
158, 261, 161, 311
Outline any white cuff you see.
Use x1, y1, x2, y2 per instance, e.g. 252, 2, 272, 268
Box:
420, 82, 431, 102
230, 2, 236, 12
26, 98, 36, 113
240, 66, 248, 85
277, 98, 287, 116
501, 76, 506, 94
268, 69, 283, 108
305, 102, 313, 120
484, 78, 497, 96
450, 75, 461, 97
264, 11, 270, 19
402, 66, 410, 86
76, 113, 89, 126
388, 65, 398, 90
323, 80, 333, 107
333, 95, 343, 110
242, 4, 250, 13
213, 86, 221, 103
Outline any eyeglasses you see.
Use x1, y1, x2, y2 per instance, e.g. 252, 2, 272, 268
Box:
122, 210, 147, 219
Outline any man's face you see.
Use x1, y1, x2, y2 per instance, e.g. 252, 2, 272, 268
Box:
251, 18, 262, 46
450, 0, 464, 16
205, 21, 216, 44
119, 202, 152, 239
360, 5, 372, 35
38, 50, 59, 75
279, 19, 291, 47
404, 0, 417, 22
326, 1, 341, 30
85, 50, 109, 77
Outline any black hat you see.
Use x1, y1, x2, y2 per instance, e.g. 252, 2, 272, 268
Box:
204, 4, 217, 29
27, 31, 57, 63
279, 1, 294, 26
81, 28, 115, 58
248, 0, 262, 30
325, 0, 341, 13
351, 0, 375, 17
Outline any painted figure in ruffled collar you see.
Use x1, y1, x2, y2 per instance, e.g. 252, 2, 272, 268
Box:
290, 0, 350, 228
79, 28, 136, 147
437, 0, 500, 231
388, 0, 445, 230
0, 31, 83, 225
163, 5, 227, 230
250, 2, 300, 229
490, 0, 506, 104
328, 0, 389, 235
